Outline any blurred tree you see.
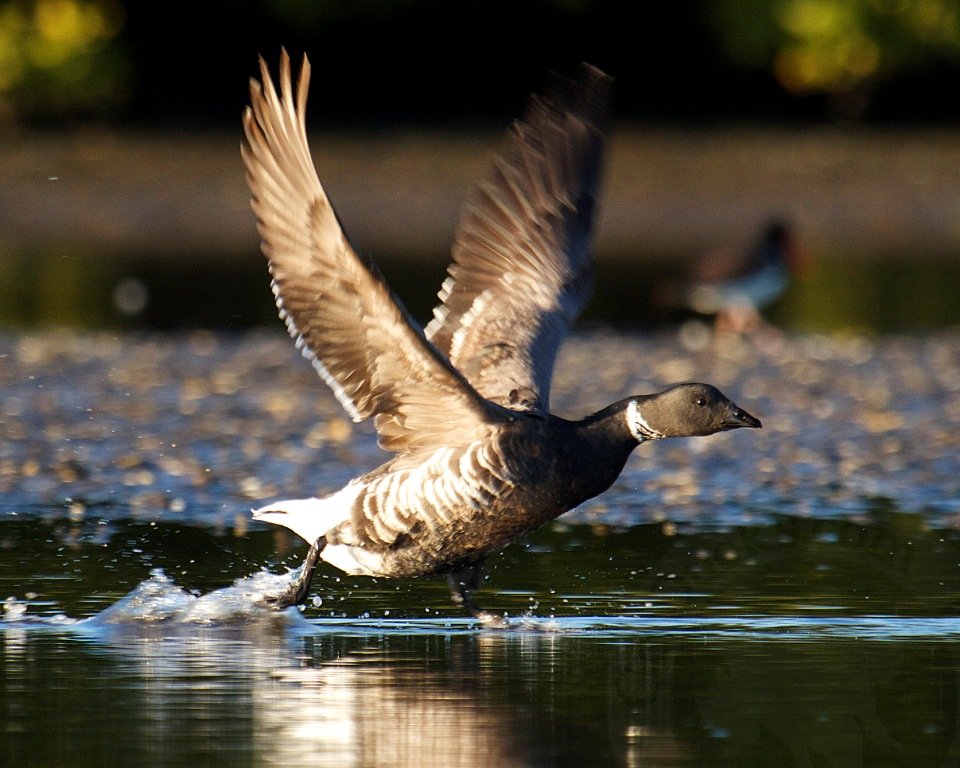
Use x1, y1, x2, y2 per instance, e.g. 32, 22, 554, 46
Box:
0, 0, 128, 121
3, 1, 958, 124
709, 0, 960, 116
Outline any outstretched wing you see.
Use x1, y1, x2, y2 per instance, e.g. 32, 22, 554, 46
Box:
425, 63, 611, 412
242, 51, 501, 454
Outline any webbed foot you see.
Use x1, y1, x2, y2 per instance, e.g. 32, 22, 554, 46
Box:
447, 563, 508, 629
266, 536, 325, 609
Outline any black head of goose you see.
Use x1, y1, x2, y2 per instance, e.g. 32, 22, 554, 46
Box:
241, 51, 761, 626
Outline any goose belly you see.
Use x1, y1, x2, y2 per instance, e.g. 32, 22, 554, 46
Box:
336, 456, 592, 580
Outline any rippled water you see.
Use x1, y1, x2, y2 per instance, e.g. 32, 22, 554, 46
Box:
2, 329, 960, 766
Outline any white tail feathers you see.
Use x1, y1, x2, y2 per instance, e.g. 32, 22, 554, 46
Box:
252, 485, 359, 545
251, 485, 384, 577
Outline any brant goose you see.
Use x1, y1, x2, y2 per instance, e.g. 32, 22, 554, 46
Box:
242, 52, 761, 624
683, 221, 806, 332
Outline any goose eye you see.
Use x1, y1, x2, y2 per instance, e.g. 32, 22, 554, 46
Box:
696, 397, 707, 407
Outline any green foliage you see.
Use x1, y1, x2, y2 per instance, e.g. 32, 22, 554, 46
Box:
0, 0, 128, 120
709, 0, 960, 94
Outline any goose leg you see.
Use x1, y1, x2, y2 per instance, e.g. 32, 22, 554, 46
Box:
447, 562, 508, 628
268, 536, 326, 609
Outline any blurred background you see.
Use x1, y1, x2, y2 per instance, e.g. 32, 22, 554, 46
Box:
2, 0, 960, 331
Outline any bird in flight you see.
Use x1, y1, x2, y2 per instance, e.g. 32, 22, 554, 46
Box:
242, 51, 761, 625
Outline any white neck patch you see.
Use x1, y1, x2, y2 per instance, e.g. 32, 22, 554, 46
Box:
626, 399, 663, 441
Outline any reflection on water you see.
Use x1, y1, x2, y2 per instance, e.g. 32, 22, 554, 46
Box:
3, 605, 960, 767
258, 651, 528, 767
2, 514, 960, 767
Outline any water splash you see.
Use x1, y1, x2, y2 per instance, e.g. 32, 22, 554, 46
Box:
4, 572, 960, 641
87, 568, 300, 626
1, 568, 314, 633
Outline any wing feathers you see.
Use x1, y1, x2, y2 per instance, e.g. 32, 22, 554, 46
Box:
425, 63, 611, 411
243, 51, 501, 454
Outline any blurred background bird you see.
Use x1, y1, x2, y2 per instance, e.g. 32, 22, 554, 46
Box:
661, 220, 808, 334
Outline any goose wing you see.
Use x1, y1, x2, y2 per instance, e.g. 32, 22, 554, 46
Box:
424, 63, 611, 412
242, 51, 501, 454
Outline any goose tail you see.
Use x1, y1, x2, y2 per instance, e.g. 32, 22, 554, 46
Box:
252, 486, 358, 545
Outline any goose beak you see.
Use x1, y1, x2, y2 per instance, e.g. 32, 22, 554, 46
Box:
724, 405, 762, 430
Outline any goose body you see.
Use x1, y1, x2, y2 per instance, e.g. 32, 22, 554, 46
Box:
257, 409, 630, 580
242, 52, 761, 621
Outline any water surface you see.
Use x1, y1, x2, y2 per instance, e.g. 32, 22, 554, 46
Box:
2, 329, 959, 766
